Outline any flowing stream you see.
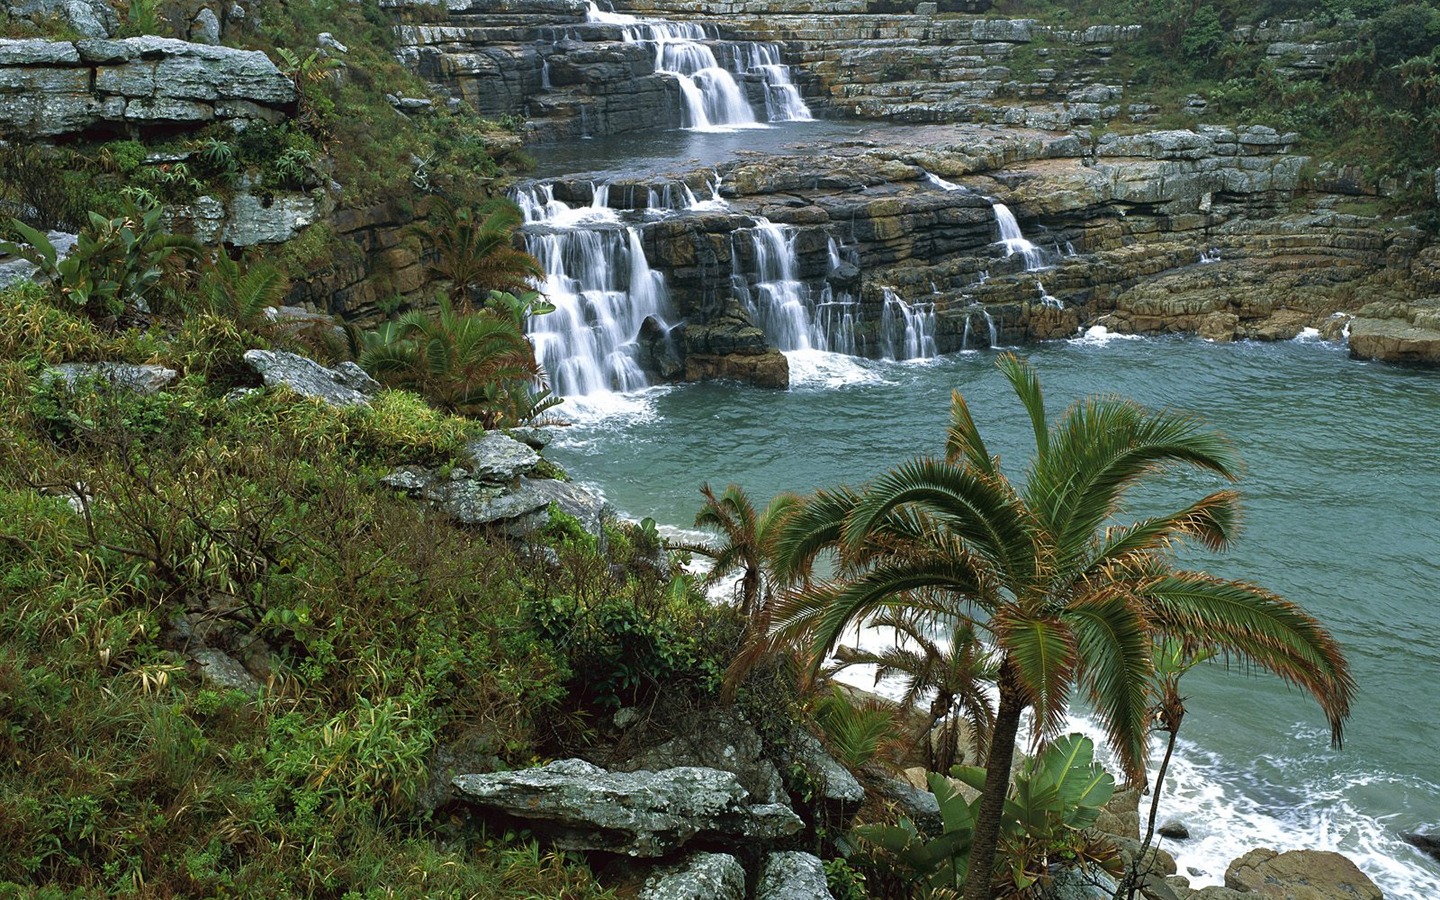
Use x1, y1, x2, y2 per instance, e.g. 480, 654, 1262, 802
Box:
545, 334, 1440, 898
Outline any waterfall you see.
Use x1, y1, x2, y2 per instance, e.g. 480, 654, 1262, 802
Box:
1200, 247, 1221, 264
584, 2, 810, 129
925, 171, 965, 192
515, 184, 675, 397
735, 220, 816, 350
960, 303, 998, 351
992, 202, 1049, 271
1037, 281, 1063, 310
879, 288, 937, 360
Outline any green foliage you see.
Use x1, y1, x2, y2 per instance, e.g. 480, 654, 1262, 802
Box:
357, 293, 553, 428
812, 686, 902, 769
1, 197, 201, 319
186, 253, 290, 328
854, 735, 1118, 898
412, 198, 543, 307
27, 373, 204, 449
0, 142, 90, 231
528, 585, 726, 713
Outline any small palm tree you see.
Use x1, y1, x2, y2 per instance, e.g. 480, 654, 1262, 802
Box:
358, 294, 545, 427
414, 198, 542, 310
769, 353, 1355, 900
832, 610, 998, 773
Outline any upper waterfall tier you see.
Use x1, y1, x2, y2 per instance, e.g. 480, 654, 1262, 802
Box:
583, 2, 811, 131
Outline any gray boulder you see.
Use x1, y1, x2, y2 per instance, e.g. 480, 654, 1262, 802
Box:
463, 431, 540, 483
8, 0, 117, 38
191, 648, 261, 692
189, 8, 221, 45
243, 349, 372, 408
619, 708, 788, 804
756, 851, 833, 900
330, 360, 381, 396
452, 759, 805, 857
641, 852, 746, 900
41, 362, 178, 395
781, 728, 865, 819
870, 773, 942, 834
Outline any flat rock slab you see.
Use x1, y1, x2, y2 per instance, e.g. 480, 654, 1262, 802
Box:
1224, 848, 1382, 900
756, 851, 834, 900
453, 758, 804, 857
41, 362, 177, 395
641, 852, 746, 900
243, 349, 372, 408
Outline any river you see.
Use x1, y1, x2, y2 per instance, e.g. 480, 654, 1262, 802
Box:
544, 333, 1440, 897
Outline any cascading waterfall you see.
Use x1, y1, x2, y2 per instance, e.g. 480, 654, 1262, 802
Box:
1037, 281, 1063, 310
960, 302, 998, 351
514, 183, 676, 397
584, 2, 810, 130
879, 288, 937, 360
733, 220, 818, 350
992, 202, 1049, 271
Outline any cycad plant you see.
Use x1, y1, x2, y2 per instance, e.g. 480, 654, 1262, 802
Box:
187, 253, 289, 328
768, 353, 1355, 900
357, 293, 549, 428
414, 198, 542, 310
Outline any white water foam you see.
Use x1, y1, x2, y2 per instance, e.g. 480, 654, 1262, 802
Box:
1071, 324, 1145, 346
784, 349, 889, 389
549, 384, 668, 428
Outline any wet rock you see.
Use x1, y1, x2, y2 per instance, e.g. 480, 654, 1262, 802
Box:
1402, 831, 1440, 862
463, 431, 540, 483
756, 851, 833, 899
452, 759, 805, 857
505, 426, 552, 450
41, 362, 178, 395
1224, 848, 1382, 900
640, 852, 746, 900
1349, 307, 1440, 367
1158, 820, 1190, 840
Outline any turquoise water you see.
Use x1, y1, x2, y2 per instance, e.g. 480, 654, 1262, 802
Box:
547, 332, 1440, 896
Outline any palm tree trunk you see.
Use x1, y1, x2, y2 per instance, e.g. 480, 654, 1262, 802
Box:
962, 673, 1025, 900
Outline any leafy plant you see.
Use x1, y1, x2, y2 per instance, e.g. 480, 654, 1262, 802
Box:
812, 686, 902, 769
357, 293, 549, 428
188, 253, 290, 327
412, 198, 542, 309
1, 197, 200, 319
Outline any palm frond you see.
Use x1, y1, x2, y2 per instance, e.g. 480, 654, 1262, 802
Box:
1065, 589, 1153, 782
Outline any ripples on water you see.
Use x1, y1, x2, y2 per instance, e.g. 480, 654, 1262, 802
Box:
547, 336, 1440, 897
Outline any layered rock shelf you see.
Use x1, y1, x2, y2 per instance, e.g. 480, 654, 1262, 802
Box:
0, 36, 294, 137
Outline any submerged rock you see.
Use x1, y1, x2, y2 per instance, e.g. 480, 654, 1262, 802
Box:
1403, 831, 1440, 862
452, 758, 804, 857
640, 852, 746, 900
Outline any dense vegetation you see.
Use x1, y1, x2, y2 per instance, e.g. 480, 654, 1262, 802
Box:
996, 0, 1440, 199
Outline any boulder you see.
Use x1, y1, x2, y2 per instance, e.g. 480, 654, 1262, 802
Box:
780, 728, 865, 821
463, 431, 540, 483
1402, 831, 1440, 862
870, 773, 942, 834
1349, 313, 1440, 367
189, 8, 221, 45
1223, 848, 1382, 900
756, 851, 833, 900
1158, 820, 1190, 840
243, 349, 372, 407
452, 759, 805, 856
641, 852, 746, 900
618, 708, 788, 804
7, 0, 117, 38
41, 362, 178, 395
191, 648, 261, 692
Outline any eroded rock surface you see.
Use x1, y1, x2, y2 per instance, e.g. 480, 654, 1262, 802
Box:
243, 350, 372, 407
1223, 848, 1383, 900
640, 852, 746, 900
452, 758, 805, 856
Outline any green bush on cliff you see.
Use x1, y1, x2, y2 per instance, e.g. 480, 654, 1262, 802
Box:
0, 284, 709, 896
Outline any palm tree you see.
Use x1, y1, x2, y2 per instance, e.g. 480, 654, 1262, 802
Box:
415, 198, 543, 310
768, 353, 1355, 900
831, 610, 998, 774
358, 294, 545, 427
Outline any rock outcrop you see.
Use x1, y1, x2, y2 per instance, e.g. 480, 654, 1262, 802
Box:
243, 349, 377, 408
640, 852, 747, 900
40, 362, 178, 395
0, 37, 295, 138
451, 758, 805, 856
1223, 848, 1383, 900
